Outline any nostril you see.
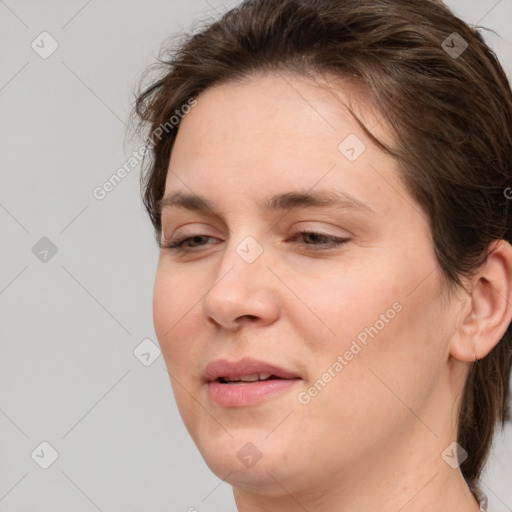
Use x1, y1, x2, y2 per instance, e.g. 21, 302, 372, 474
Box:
237, 314, 259, 323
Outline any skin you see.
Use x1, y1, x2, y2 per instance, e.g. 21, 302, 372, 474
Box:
152, 71, 512, 511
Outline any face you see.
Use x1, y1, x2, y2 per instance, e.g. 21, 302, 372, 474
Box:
153, 71, 460, 497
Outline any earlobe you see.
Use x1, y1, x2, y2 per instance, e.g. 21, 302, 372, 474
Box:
450, 240, 512, 362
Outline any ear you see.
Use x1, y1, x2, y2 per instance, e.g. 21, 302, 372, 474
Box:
450, 240, 512, 362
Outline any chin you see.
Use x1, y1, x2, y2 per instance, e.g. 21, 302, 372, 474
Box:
191, 430, 296, 492
207, 456, 297, 497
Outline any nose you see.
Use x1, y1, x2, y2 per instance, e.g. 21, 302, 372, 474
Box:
202, 237, 280, 331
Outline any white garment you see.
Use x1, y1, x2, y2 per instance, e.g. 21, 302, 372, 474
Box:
470, 484, 488, 512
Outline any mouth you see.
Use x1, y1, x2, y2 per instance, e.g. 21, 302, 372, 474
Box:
217, 372, 285, 384
204, 357, 302, 407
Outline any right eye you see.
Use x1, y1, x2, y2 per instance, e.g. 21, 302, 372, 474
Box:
162, 235, 220, 252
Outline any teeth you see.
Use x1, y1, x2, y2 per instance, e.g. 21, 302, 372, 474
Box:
239, 374, 260, 382
223, 372, 272, 382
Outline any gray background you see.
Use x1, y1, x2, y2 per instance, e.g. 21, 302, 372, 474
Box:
0, 0, 510, 510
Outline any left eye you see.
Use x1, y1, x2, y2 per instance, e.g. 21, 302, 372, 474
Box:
287, 230, 350, 250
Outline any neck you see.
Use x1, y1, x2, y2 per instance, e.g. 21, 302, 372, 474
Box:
233, 383, 480, 512
233, 446, 480, 512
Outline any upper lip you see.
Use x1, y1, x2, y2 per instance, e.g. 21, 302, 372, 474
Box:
204, 357, 301, 382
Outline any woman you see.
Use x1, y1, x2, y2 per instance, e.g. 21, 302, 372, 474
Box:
135, 0, 512, 510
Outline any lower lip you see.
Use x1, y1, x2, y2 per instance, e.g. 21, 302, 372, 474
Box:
207, 379, 301, 407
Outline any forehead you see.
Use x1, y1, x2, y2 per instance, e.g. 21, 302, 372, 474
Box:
170, 70, 391, 155
164, 71, 405, 219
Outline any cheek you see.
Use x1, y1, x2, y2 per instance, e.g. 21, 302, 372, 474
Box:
309, 265, 447, 415
293, 251, 447, 390
153, 266, 206, 428
287, 263, 403, 357
153, 265, 203, 370
287, 273, 447, 467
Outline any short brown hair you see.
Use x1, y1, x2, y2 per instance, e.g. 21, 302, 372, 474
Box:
135, 0, 512, 485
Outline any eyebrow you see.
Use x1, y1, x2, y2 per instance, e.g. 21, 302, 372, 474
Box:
158, 189, 377, 216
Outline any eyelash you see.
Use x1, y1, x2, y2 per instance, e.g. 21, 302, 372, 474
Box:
162, 230, 350, 253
